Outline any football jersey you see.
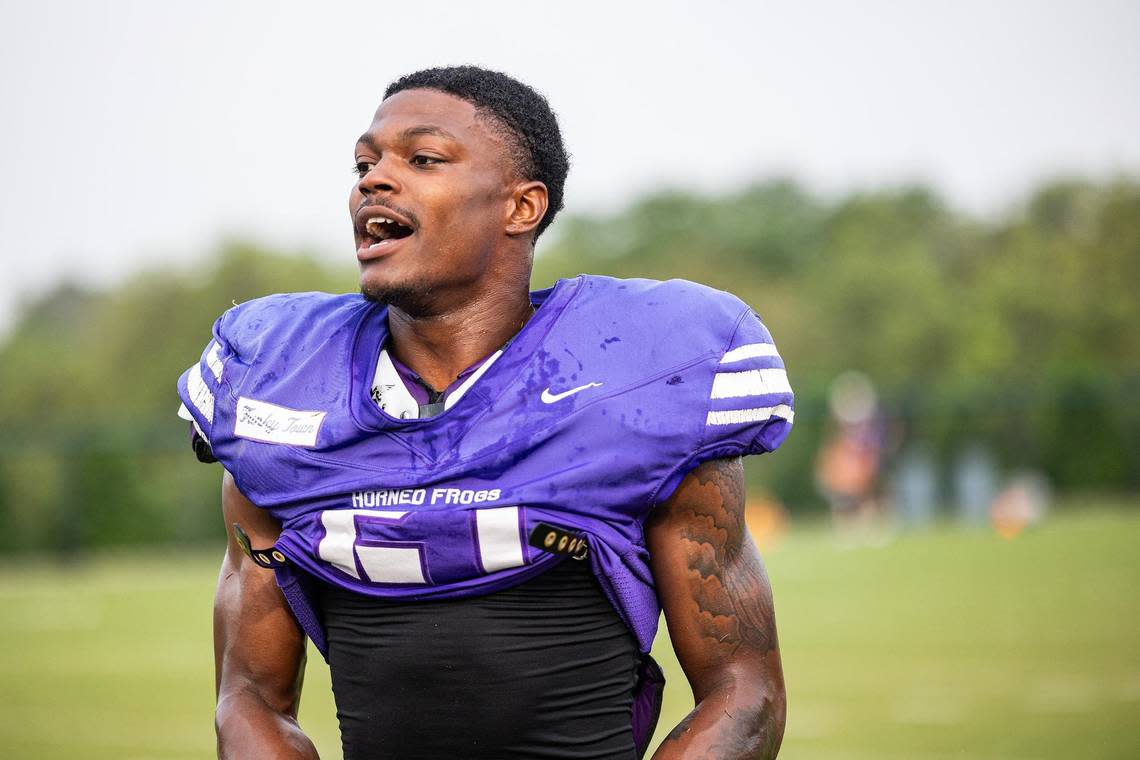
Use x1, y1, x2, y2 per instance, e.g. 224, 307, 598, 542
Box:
177, 275, 794, 658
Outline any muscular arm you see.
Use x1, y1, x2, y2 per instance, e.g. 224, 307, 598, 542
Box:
646, 457, 786, 759
214, 470, 319, 759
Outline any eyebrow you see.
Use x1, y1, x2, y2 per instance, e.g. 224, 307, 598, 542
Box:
355, 125, 459, 150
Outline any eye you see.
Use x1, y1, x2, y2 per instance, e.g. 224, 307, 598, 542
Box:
352, 161, 374, 178
410, 154, 443, 167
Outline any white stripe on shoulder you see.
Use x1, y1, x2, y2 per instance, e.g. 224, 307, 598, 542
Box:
179, 403, 209, 440
706, 404, 794, 426
205, 342, 224, 382
186, 364, 215, 423
720, 343, 779, 364
710, 368, 792, 399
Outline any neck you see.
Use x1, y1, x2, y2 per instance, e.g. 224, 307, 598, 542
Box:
386, 281, 534, 391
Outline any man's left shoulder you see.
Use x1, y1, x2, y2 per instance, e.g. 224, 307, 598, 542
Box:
574, 274, 753, 348
580, 274, 747, 308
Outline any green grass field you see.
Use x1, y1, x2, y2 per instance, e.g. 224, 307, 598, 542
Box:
2, 508, 1138, 759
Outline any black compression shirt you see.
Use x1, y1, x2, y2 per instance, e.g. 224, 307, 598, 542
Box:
316, 559, 641, 760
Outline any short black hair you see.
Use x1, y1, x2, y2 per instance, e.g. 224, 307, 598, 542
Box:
384, 66, 570, 240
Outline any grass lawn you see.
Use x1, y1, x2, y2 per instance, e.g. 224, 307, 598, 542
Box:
1, 507, 1137, 759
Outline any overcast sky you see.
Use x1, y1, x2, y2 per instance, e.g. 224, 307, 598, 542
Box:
1, 0, 1137, 333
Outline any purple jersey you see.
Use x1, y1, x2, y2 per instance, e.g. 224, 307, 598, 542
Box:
177, 275, 794, 658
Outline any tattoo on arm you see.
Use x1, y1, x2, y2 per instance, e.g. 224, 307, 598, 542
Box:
650, 457, 785, 759
677, 458, 777, 657
663, 710, 699, 744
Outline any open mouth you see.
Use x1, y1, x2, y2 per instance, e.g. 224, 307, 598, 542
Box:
360, 212, 414, 247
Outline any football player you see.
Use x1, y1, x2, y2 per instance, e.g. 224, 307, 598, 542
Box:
179, 66, 793, 759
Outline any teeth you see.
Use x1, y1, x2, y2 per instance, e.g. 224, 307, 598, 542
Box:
365, 215, 407, 235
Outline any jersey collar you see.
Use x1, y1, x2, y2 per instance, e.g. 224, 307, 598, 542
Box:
348, 276, 583, 437
371, 347, 504, 420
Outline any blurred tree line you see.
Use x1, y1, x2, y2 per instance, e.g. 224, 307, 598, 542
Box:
1, 178, 1137, 553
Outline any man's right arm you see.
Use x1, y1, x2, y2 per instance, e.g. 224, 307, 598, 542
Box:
214, 470, 319, 759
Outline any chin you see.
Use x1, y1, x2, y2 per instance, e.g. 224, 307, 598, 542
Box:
359, 271, 438, 314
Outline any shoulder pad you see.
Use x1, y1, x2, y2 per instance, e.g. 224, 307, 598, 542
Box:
175, 291, 367, 455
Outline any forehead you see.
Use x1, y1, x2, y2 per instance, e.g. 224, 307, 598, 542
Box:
360, 88, 495, 148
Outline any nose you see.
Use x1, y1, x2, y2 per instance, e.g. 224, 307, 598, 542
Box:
357, 156, 402, 196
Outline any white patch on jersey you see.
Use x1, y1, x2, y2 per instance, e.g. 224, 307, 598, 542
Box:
234, 396, 326, 446
720, 342, 779, 364
356, 543, 427, 584
186, 364, 215, 423
706, 404, 795, 426
710, 368, 792, 399
318, 509, 425, 583
205, 341, 224, 382
474, 506, 526, 573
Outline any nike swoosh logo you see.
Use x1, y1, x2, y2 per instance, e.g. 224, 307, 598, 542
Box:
541, 382, 603, 404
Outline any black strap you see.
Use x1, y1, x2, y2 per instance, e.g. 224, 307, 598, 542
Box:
527, 522, 589, 560
232, 523, 288, 568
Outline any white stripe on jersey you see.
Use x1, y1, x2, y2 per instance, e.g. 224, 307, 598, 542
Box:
205, 342, 224, 382
187, 364, 215, 423
706, 404, 795, 426
176, 403, 209, 441
710, 368, 792, 399
474, 506, 526, 573
720, 342, 779, 364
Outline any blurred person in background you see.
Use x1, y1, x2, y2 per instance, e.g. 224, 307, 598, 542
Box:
177, 66, 795, 759
815, 371, 887, 540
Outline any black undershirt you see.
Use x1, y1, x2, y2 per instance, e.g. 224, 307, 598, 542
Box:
316, 559, 641, 760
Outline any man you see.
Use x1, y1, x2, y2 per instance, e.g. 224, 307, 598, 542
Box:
178, 66, 792, 759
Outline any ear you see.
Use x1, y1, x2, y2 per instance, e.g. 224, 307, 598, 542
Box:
504, 181, 549, 238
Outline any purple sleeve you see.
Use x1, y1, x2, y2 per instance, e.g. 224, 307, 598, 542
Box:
701, 306, 794, 456
175, 312, 231, 454
650, 304, 795, 508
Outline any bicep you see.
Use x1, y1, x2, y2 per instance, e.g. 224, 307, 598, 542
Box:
646, 457, 783, 700
214, 470, 307, 714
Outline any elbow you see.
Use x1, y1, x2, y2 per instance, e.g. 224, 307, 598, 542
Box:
214, 687, 290, 743
733, 689, 785, 760
753, 666, 786, 756
215, 688, 316, 760
729, 663, 787, 758
764, 688, 787, 756
215, 689, 261, 748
